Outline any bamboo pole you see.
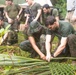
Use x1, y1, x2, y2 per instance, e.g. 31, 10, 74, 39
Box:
51, 57, 76, 60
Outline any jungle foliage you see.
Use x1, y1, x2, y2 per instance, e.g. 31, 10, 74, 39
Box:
0, 0, 76, 75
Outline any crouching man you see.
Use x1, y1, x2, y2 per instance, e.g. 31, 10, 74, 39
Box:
0, 17, 18, 45
45, 16, 76, 62
20, 21, 46, 60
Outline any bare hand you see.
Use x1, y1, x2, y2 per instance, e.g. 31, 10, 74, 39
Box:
8, 18, 13, 24
46, 55, 51, 62
33, 19, 37, 22
24, 24, 29, 28
46, 54, 53, 62
16, 15, 19, 20
40, 54, 46, 60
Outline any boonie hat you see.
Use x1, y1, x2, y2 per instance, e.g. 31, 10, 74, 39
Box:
29, 21, 42, 33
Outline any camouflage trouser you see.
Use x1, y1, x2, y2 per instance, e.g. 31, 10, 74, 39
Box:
4, 18, 20, 31
7, 31, 18, 45
23, 27, 28, 39
19, 34, 46, 58
67, 34, 76, 57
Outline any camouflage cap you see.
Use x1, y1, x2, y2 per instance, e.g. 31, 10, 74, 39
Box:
29, 21, 42, 34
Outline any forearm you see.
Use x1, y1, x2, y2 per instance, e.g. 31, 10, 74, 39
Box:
34, 10, 41, 21
45, 41, 53, 62
54, 37, 67, 57
5, 12, 10, 19
46, 42, 52, 56
18, 8, 23, 16
45, 35, 52, 56
1, 32, 8, 44
29, 36, 45, 57
32, 44, 44, 56
54, 45, 66, 57
25, 16, 29, 24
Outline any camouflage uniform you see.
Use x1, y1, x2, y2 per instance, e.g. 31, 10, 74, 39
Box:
20, 21, 46, 57
0, 22, 18, 45
7, 30, 18, 45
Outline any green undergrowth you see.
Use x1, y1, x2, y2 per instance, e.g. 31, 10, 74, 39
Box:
0, 31, 76, 75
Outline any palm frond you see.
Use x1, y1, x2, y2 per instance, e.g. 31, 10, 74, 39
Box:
0, 54, 76, 75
